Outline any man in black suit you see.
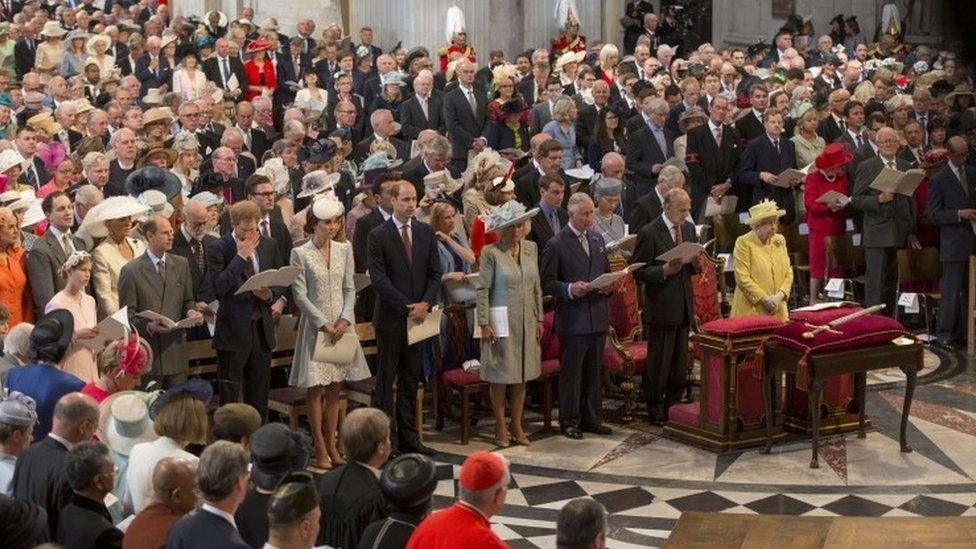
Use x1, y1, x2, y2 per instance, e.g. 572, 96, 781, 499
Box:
13, 20, 39, 80
116, 39, 141, 77
517, 61, 550, 106
527, 174, 568, 256
134, 36, 173, 96
243, 174, 294, 267
14, 393, 98, 538
403, 134, 451, 197
835, 100, 867, 155
629, 164, 685, 232
897, 120, 925, 168
852, 127, 919, 315
353, 109, 409, 164
443, 59, 487, 175
541, 193, 614, 440
166, 441, 251, 549
198, 131, 257, 192
26, 192, 86, 317
734, 84, 767, 146
575, 80, 611, 150
738, 109, 800, 224
686, 95, 740, 221
56, 442, 123, 548
516, 139, 564, 209
14, 125, 50, 189
283, 36, 311, 84
207, 201, 287, 420
171, 199, 219, 339
817, 88, 851, 143
399, 70, 445, 140
352, 173, 398, 321
633, 188, 698, 424
367, 181, 440, 455
626, 96, 673, 201
234, 102, 269, 162
664, 77, 705, 136
362, 54, 405, 108
202, 38, 247, 102
927, 137, 976, 346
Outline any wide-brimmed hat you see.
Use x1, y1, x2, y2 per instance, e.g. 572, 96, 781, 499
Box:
137, 147, 178, 169
64, 29, 91, 45
423, 170, 463, 199
246, 39, 274, 54
249, 423, 310, 491
189, 190, 224, 209
815, 142, 854, 171
26, 112, 61, 136
0, 149, 25, 174
137, 189, 174, 219
149, 378, 213, 420
297, 170, 340, 199
77, 195, 150, 238
744, 199, 786, 226
484, 201, 538, 233
565, 165, 595, 182
142, 88, 165, 106
98, 391, 159, 456
305, 137, 336, 165
20, 200, 44, 228
85, 33, 111, 55
235, 18, 256, 34
884, 94, 913, 113
40, 21, 67, 38
945, 85, 975, 107
160, 33, 179, 50
0, 189, 33, 211
126, 165, 182, 200
205, 10, 228, 28
30, 309, 74, 360
143, 107, 175, 127
73, 97, 95, 114
678, 106, 709, 132
380, 453, 437, 510
555, 50, 585, 71
919, 149, 950, 171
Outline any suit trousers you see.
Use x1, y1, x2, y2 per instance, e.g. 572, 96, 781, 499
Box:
644, 323, 690, 420
558, 332, 605, 427
937, 260, 969, 342
216, 321, 272, 419
374, 328, 423, 450
864, 247, 899, 315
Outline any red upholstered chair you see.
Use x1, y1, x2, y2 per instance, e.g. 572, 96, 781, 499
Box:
684, 251, 726, 400
434, 304, 488, 444
603, 256, 645, 422
529, 308, 560, 430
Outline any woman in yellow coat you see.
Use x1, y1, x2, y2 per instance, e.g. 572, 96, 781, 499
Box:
731, 200, 794, 320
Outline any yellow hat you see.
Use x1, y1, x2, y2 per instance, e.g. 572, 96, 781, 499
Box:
744, 199, 786, 226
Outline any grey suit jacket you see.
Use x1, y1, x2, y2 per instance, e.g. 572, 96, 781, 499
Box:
529, 100, 555, 135
852, 156, 917, 248
117, 252, 195, 376
26, 230, 85, 318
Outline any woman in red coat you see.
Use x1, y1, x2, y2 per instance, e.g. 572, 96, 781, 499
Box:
804, 143, 853, 304
243, 39, 276, 102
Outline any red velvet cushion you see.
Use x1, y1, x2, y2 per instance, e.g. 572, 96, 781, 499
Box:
540, 359, 560, 376
770, 314, 907, 353
443, 368, 483, 387
789, 305, 862, 324
541, 311, 560, 360
668, 402, 699, 427
702, 315, 785, 337
603, 342, 647, 374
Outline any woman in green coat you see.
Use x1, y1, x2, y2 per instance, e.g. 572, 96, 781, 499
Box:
477, 200, 544, 448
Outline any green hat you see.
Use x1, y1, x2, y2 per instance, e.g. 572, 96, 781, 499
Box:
213, 403, 262, 440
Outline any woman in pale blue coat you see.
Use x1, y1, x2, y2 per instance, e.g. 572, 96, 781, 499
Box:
477, 201, 543, 448
290, 196, 369, 470
543, 97, 583, 170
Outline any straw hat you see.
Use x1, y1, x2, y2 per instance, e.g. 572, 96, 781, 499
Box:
160, 33, 178, 50
98, 391, 159, 456
945, 85, 975, 108
678, 106, 709, 133
142, 107, 174, 127
137, 147, 178, 169
743, 199, 786, 226
483, 201, 537, 233
73, 97, 95, 114
26, 112, 62, 136
64, 28, 91, 45
77, 195, 151, 238
40, 21, 67, 38
235, 19, 256, 34
259, 18, 280, 32
884, 94, 913, 113
85, 33, 111, 56
0, 189, 33, 212
0, 149, 25, 174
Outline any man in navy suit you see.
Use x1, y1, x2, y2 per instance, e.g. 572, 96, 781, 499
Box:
541, 193, 614, 440
442, 59, 487, 175
626, 96, 673, 203
738, 109, 800, 225
166, 441, 250, 549
207, 201, 286, 420
367, 181, 441, 455
927, 138, 976, 347
134, 36, 172, 96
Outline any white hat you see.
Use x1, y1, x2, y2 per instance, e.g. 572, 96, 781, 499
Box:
256, 158, 290, 196
189, 191, 224, 209
565, 165, 595, 181
0, 149, 25, 174
160, 32, 178, 50
445, 5, 467, 42
297, 170, 340, 199
489, 176, 515, 193
40, 21, 67, 38
555, 50, 585, 71
311, 195, 344, 221
85, 33, 111, 56
380, 72, 404, 87
483, 201, 538, 233
8, 191, 35, 213
77, 196, 151, 239
20, 200, 44, 228
98, 391, 158, 456
137, 189, 174, 219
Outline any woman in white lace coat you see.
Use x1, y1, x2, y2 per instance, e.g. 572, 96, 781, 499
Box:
172, 54, 209, 102
289, 196, 369, 469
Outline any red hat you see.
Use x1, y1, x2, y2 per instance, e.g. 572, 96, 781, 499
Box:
919, 149, 949, 170
815, 142, 854, 171
459, 452, 506, 491
246, 39, 273, 54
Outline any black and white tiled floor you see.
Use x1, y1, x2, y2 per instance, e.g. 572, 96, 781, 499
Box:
422, 348, 976, 548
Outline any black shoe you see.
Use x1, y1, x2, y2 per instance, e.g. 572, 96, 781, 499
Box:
561, 425, 583, 440
580, 423, 613, 435
402, 443, 437, 456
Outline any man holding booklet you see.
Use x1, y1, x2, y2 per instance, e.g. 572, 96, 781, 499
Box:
852, 127, 920, 315
632, 188, 700, 426
738, 109, 801, 225
118, 215, 204, 389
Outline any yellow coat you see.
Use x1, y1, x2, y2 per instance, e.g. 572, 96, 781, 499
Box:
730, 231, 793, 321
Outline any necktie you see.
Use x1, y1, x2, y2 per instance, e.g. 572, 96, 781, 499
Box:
61, 234, 75, 255
579, 232, 590, 257
401, 223, 412, 263
466, 89, 477, 114
549, 210, 560, 234
855, 134, 863, 149
260, 220, 270, 238
420, 96, 428, 118
673, 225, 683, 245
958, 167, 968, 194
887, 160, 897, 170
25, 165, 37, 187
156, 258, 166, 279
773, 138, 780, 155
221, 58, 230, 83
191, 239, 205, 272
840, 120, 847, 134
713, 127, 722, 147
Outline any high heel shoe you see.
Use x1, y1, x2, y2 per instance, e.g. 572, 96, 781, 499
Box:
310, 457, 333, 471
494, 433, 511, 448
511, 433, 531, 446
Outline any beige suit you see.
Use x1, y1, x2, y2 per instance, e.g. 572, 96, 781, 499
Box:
92, 237, 146, 319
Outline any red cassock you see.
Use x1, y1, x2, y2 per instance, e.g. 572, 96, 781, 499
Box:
803, 169, 849, 279
406, 502, 508, 549
242, 59, 277, 102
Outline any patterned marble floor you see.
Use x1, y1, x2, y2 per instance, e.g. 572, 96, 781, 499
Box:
423, 347, 976, 548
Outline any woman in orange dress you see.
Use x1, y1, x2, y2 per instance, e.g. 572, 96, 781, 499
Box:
0, 206, 33, 327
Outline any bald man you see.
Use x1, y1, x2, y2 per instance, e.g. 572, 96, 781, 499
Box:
123, 458, 198, 549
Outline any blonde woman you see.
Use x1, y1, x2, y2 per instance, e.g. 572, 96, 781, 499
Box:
790, 102, 825, 168
542, 97, 581, 170
88, 197, 149, 318
461, 149, 505, 232
596, 43, 619, 86
44, 251, 99, 382
35, 22, 67, 83
170, 132, 201, 198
